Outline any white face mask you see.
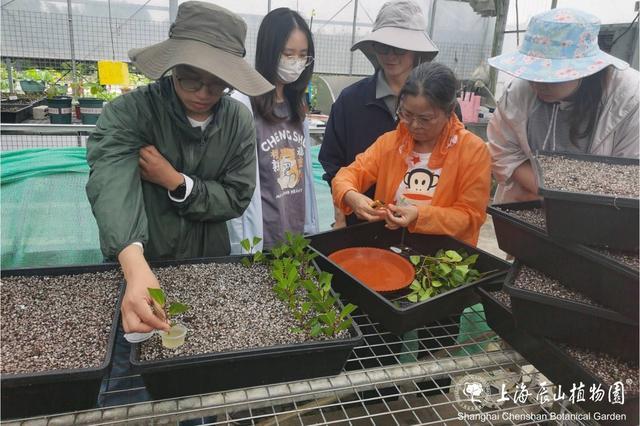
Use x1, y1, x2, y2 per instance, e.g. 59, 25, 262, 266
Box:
277, 57, 307, 84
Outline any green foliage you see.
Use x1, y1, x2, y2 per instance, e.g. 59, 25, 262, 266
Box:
240, 236, 264, 266
85, 82, 119, 101
240, 233, 356, 338
147, 287, 190, 325
406, 249, 483, 303
129, 72, 152, 87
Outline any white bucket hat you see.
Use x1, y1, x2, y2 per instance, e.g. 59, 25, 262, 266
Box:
351, 0, 439, 69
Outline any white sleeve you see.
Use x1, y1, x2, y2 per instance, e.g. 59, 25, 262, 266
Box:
487, 81, 531, 186
226, 91, 263, 254
227, 157, 264, 254
167, 174, 194, 202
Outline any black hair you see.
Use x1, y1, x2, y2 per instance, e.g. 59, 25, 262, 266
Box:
252, 8, 315, 123
398, 62, 458, 115
568, 67, 607, 144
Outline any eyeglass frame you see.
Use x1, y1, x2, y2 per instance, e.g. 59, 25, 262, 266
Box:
372, 42, 409, 56
396, 105, 442, 128
280, 54, 315, 67
173, 74, 231, 95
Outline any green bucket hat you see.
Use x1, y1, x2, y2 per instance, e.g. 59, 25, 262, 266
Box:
128, 1, 273, 96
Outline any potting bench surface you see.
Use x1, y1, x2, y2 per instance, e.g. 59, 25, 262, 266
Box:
3, 305, 596, 426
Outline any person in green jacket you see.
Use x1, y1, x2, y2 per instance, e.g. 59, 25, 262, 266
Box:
86, 1, 273, 334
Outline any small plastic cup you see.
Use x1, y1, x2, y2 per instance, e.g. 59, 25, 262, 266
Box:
159, 323, 187, 349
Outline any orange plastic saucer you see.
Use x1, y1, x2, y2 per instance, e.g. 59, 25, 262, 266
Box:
328, 247, 416, 292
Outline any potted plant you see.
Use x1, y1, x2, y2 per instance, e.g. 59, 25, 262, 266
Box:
46, 84, 72, 124
77, 82, 118, 124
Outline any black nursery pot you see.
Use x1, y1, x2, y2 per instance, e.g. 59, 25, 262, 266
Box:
129, 256, 363, 400
489, 201, 638, 320
532, 152, 639, 250
503, 261, 638, 363
1, 263, 122, 420
309, 221, 510, 335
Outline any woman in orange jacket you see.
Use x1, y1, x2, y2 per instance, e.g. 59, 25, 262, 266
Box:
332, 62, 491, 246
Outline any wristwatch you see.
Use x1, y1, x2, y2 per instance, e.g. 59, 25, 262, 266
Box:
170, 178, 187, 199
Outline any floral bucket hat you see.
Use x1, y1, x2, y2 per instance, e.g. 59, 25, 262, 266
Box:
489, 8, 629, 83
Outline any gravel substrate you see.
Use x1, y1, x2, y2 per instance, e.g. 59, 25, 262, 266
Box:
513, 265, 602, 308
559, 343, 639, 396
499, 206, 640, 271
592, 247, 640, 271
489, 289, 512, 310
500, 207, 546, 230
538, 155, 639, 198
1, 270, 121, 375
139, 263, 350, 362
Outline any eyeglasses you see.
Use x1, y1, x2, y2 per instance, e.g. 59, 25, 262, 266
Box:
281, 54, 314, 67
372, 43, 409, 56
175, 76, 230, 94
397, 106, 439, 128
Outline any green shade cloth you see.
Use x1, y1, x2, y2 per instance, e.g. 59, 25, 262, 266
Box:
1, 148, 102, 268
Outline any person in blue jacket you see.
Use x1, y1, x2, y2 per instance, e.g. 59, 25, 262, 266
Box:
318, 0, 438, 227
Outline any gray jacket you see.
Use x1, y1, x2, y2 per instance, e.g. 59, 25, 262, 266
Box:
488, 67, 639, 203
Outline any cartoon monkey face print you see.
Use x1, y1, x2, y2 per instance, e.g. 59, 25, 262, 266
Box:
400, 168, 439, 204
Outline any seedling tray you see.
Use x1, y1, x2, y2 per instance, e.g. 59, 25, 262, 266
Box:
489, 201, 638, 320
309, 221, 510, 335
1, 263, 123, 419
504, 262, 638, 363
130, 256, 363, 399
532, 151, 639, 250
1, 101, 33, 123
476, 283, 638, 425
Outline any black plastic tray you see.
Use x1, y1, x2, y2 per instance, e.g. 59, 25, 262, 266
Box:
477, 284, 638, 425
1, 263, 123, 419
533, 151, 639, 250
1, 101, 33, 123
309, 221, 510, 335
130, 256, 363, 399
489, 201, 638, 320
504, 261, 638, 363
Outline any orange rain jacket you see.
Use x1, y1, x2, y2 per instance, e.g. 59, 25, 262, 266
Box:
332, 114, 491, 246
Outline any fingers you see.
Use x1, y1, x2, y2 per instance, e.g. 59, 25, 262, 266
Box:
384, 219, 400, 230
122, 309, 155, 333
140, 145, 159, 157
385, 209, 405, 226
137, 300, 170, 331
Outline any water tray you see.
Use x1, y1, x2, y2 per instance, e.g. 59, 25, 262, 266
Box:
309, 221, 510, 335
533, 152, 639, 250
504, 261, 638, 363
130, 256, 363, 400
1, 263, 122, 419
489, 201, 638, 320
